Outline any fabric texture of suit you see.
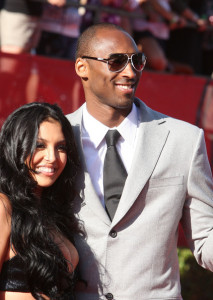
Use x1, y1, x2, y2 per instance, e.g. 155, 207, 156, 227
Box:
66, 98, 213, 300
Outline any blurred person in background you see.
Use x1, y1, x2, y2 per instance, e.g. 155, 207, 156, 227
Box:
36, 0, 82, 61
0, 0, 64, 54
201, 0, 213, 77
133, 0, 194, 74
167, 0, 211, 75
96, 0, 138, 34
0, 0, 66, 108
79, 0, 139, 35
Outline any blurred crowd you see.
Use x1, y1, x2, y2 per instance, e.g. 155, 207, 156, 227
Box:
0, 0, 213, 77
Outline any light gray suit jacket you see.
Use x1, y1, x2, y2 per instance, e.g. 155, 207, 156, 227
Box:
67, 98, 213, 300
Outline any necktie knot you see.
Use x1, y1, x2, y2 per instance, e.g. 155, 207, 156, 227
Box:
105, 130, 120, 147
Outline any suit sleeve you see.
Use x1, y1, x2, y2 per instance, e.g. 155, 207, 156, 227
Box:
181, 129, 213, 271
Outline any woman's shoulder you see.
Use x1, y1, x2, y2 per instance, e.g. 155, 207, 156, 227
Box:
0, 193, 12, 223
0, 193, 12, 264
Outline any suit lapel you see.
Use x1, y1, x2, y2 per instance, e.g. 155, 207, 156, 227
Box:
83, 172, 111, 225
112, 100, 170, 226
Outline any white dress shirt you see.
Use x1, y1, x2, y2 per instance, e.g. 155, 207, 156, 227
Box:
82, 103, 139, 206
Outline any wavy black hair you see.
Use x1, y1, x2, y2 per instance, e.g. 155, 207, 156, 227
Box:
0, 102, 82, 299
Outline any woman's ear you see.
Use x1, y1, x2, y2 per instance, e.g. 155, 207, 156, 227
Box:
75, 58, 88, 79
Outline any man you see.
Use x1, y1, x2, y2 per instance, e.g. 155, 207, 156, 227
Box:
67, 23, 213, 300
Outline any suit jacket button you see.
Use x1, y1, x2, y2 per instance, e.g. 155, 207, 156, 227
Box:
110, 230, 117, 238
105, 292, 114, 299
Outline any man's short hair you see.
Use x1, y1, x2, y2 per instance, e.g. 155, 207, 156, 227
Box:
75, 23, 126, 60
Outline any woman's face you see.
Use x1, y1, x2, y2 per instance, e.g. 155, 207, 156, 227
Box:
26, 118, 67, 190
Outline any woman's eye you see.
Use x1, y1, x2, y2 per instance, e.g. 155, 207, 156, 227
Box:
57, 144, 67, 152
36, 143, 45, 149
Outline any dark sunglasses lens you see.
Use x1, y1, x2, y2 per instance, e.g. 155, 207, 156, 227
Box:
132, 53, 146, 71
108, 54, 128, 72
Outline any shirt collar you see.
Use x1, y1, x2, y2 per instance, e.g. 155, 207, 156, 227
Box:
82, 102, 138, 148
118, 103, 138, 146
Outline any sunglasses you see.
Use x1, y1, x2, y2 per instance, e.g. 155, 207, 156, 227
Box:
81, 52, 147, 73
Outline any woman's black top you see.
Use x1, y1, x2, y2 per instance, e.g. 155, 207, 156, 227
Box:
0, 255, 76, 299
0, 255, 29, 292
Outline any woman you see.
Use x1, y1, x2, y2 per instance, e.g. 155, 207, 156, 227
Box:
0, 102, 82, 300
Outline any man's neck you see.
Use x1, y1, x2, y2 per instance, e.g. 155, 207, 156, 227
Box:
86, 102, 132, 128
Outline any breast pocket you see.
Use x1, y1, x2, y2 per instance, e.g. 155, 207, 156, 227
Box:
144, 175, 185, 224
148, 176, 184, 189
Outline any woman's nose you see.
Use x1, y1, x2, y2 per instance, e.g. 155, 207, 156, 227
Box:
44, 148, 57, 162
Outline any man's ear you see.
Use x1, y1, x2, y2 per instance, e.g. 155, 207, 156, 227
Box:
75, 58, 88, 79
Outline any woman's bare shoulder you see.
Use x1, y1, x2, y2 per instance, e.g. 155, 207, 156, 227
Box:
0, 193, 12, 221
0, 193, 12, 265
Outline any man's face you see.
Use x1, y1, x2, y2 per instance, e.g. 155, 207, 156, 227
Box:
82, 29, 142, 114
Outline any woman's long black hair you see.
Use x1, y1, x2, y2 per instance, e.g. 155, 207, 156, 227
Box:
0, 102, 83, 299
